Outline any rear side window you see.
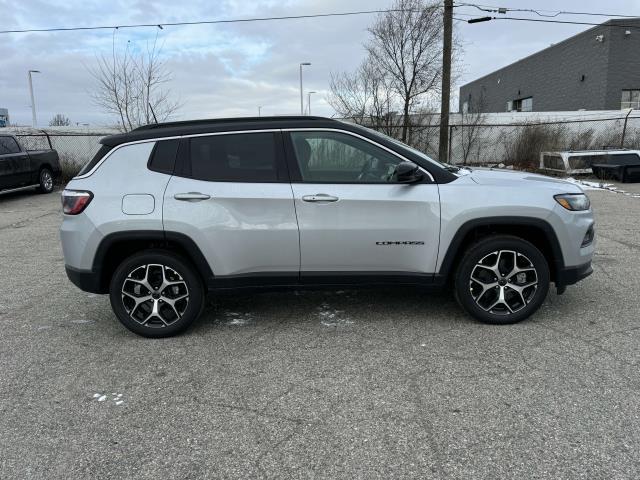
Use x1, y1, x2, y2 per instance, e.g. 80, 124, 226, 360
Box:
0, 136, 21, 155
148, 139, 179, 174
543, 155, 564, 170
568, 155, 593, 169
78, 144, 113, 176
187, 133, 279, 182
609, 153, 640, 166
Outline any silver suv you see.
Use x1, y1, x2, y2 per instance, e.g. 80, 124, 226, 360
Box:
60, 117, 595, 337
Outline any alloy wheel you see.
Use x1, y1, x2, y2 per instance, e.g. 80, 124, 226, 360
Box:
121, 264, 190, 328
469, 250, 538, 315
41, 170, 53, 191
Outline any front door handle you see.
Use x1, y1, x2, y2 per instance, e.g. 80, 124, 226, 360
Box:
302, 194, 339, 203
174, 192, 211, 202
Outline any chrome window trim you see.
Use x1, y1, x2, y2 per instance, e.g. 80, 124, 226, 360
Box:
73, 127, 435, 182
73, 129, 281, 179
283, 127, 436, 183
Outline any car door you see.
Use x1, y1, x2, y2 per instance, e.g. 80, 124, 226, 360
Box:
163, 130, 300, 286
284, 128, 441, 284
0, 136, 29, 189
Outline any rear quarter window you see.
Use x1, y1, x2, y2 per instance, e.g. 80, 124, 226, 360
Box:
78, 144, 113, 176
148, 139, 179, 174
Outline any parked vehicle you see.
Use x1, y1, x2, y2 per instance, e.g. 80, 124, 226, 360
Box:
540, 149, 640, 180
60, 117, 595, 337
0, 134, 61, 194
590, 151, 640, 182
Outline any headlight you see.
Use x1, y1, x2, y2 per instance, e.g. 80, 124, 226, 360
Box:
554, 193, 590, 211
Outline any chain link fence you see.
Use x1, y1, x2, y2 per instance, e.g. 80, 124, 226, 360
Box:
6, 129, 115, 183
361, 114, 640, 170
5, 116, 640, 184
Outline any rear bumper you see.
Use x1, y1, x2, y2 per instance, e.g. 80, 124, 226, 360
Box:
65, 265, 104, 294
556, 261, 593, 287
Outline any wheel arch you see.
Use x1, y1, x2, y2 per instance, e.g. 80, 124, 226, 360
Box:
438, 217, 564, 284
93, 230, 214, 293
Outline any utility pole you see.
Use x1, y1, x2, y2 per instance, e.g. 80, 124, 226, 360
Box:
28, 70, 41, 127
438, 0, 453, 163
258, 106, 262, 117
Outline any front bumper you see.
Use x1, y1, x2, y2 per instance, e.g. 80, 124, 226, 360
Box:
555, 261, 593, 293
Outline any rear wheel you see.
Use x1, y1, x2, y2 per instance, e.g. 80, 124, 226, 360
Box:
109, 250, 204, 337
37, 168, 54, 193
454, 235, 550, 325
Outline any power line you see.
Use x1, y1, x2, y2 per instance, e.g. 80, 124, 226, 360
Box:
0, 9, 425, 35
493, 16, 640, 30
459, 14, 640, 30
455, 3, 640, 19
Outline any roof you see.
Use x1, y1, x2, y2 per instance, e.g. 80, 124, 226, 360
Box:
100, 116, 341, 147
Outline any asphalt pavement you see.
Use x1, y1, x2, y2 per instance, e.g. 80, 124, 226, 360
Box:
1, 184, 639, 479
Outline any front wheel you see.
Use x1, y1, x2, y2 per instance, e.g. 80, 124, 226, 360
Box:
37, 168, 54, 193
454, 235, 550, 325
109, 250, 204, 337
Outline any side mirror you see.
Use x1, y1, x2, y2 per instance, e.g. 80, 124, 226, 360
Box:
394, 161, 423, 184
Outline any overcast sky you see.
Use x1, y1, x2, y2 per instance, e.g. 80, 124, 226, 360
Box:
0, 0, 638, 126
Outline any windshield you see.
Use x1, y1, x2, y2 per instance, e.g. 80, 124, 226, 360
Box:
346, 122, 464, 173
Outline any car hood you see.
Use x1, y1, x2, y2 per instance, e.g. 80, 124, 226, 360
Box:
466, 168, 584, 193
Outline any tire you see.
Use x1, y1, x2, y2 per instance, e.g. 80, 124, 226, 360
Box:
109, 250, 205, 338
454, 235, 550, 325
37, 168, 54, 193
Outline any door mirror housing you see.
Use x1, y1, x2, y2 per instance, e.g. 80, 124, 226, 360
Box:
394, 161, 423, 184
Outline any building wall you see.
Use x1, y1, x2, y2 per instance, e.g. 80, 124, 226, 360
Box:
459, 19, 640, 113
605, 19, 640, 109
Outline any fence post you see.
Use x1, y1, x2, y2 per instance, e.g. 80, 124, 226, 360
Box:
621, 108, 633, 148
40, 129, 52, 149
448, 124, 454, 164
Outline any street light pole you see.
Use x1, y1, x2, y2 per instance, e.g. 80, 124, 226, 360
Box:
258, 106, 262, 117
28, 70, 41, 128
299, 62, 311, 115
307, 91, 316, 115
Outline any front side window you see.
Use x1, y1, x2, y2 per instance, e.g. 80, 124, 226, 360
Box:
187, 133, 279, 182
290, 131, 405, 183
621, 89, 640, 109
0, 136, 20, 155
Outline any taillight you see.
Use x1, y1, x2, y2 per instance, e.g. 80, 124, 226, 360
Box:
62, 190, 93, 215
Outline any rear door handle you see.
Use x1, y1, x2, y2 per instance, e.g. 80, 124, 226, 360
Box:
174, 192, 211, 202
302, 194, 339, 203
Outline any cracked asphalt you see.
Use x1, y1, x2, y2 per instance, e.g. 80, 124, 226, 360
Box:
1, 184, 640, 479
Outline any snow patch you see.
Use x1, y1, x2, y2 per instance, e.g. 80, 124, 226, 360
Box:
566, 177, 640, 197
92, 392, 125, 405
318, 303, 353, 327
223, 311, 253, 326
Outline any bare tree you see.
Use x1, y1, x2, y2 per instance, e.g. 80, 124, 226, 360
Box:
49, 113, 71, 127
328, 57, 402, 136
88, 35, 180, 132
327, 0, 447, 145
458, 94, 487, 165
366, 0, 443, 143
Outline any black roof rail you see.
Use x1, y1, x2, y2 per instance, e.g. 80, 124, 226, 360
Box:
133, 116, 330, 131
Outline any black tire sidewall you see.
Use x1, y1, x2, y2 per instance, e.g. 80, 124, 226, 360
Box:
109, 250, 204, 337
38, 168, 54, 193
455, 236, 550, 325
